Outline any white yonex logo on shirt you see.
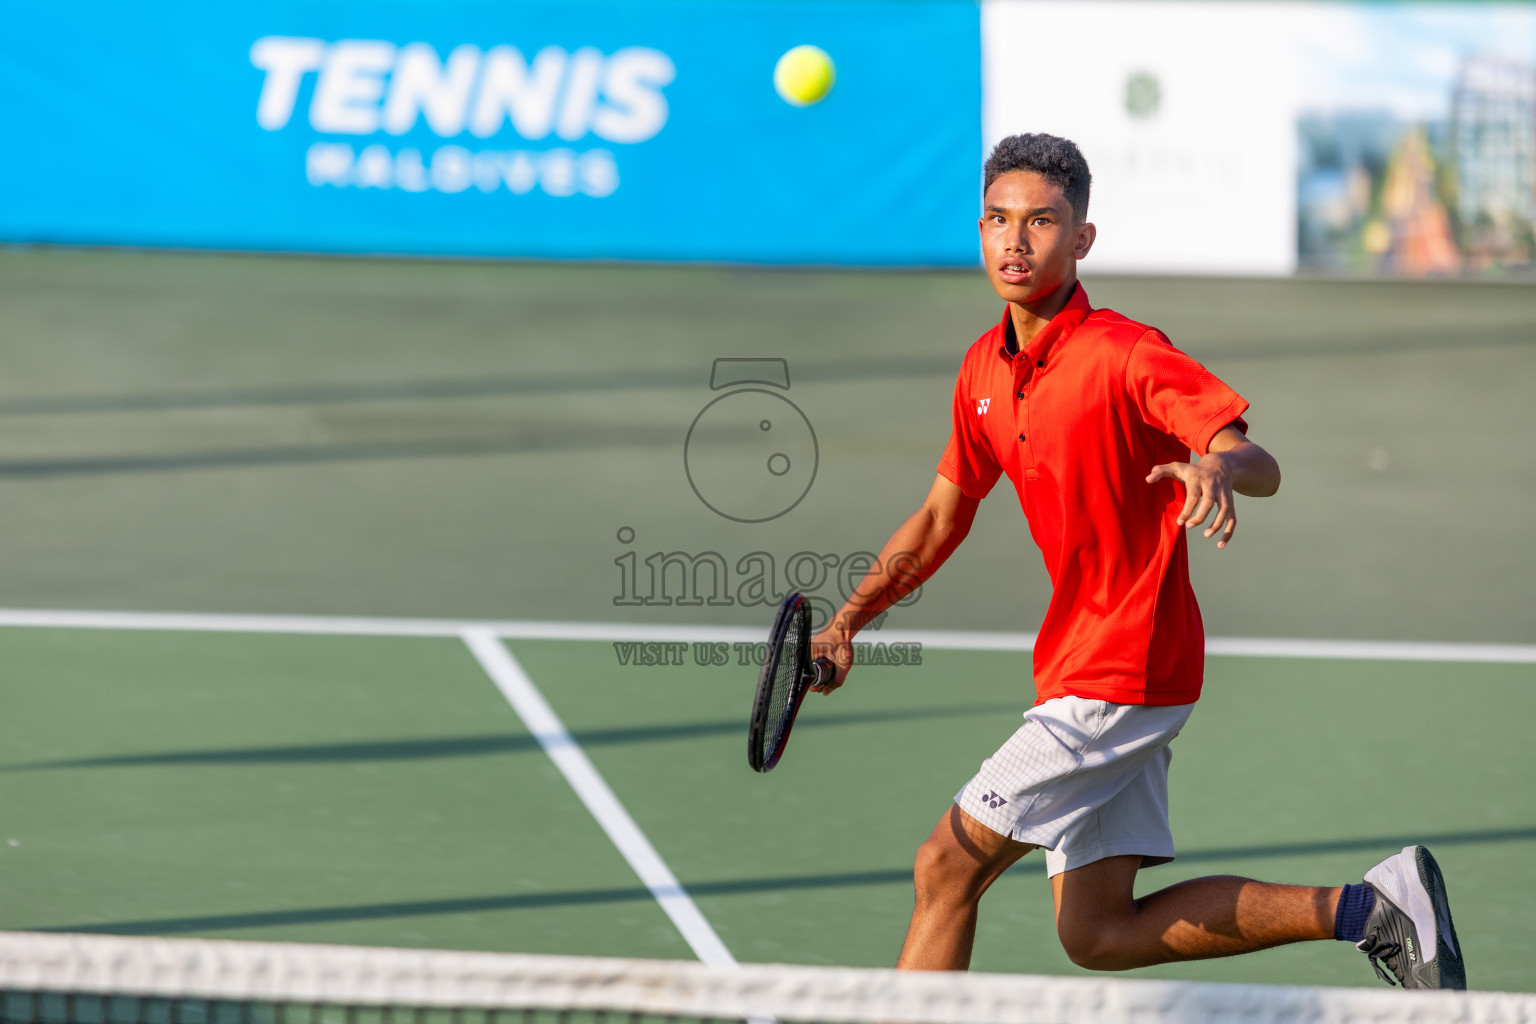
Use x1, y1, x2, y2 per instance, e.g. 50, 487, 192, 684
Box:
981, 790, 1007, 809
976, 398, 990, 415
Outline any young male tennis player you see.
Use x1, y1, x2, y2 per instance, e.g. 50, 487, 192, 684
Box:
810, 133, 1464, 990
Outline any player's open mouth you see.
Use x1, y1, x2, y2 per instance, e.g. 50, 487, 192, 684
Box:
997, 262, 1030, 283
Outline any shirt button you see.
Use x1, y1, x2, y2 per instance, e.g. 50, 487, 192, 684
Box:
1036, 359, 1046, 368
1018, 433, 1027, 442
1016, 391, 1023, 399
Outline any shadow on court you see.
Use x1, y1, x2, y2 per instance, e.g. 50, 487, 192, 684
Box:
41, 825, 1536, 937
0, 703, 1022, 772
6, 322, 1534, 479
2, 323, 1530, 421
0, 357, 952, 418
0, 429, 683, 479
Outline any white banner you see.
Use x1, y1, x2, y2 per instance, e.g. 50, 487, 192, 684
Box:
983, 0, 1298, 276
983, 1, 1536, 279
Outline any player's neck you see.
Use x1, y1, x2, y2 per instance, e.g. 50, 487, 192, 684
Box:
1007, 276, 1078, 351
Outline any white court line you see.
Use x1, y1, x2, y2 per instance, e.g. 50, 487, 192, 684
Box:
0, 607, 1530, 663
460, 628, 738, 968
1204, 636, 1536, 663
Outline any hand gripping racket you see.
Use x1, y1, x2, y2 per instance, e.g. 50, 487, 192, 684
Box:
748, 592, 835, 772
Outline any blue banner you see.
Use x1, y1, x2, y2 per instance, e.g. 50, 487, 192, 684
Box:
0, 1, 981, 265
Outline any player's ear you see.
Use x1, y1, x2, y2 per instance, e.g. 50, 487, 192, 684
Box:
1074, 221, 1096, 260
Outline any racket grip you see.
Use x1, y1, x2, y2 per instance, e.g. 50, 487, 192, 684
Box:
810, 656, 836, 687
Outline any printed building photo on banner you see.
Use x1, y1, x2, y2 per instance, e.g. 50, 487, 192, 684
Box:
1297, 4, 1536, 277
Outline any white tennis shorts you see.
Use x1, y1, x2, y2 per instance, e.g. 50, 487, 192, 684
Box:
954, 696, 1195, 877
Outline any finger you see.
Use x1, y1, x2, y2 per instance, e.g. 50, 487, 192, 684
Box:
1182, 484, 1214, 527
1175, 484, 1199, 525
814, 656, 846, 694
1217, 513, 1237, 549
1204, 497, 1230, 538
1146, 463, 1181, 484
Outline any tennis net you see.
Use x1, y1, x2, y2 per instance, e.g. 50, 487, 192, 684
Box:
0, 931, 1530, 1024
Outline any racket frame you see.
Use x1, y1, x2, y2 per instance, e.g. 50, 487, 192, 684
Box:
747, 592, 815, 772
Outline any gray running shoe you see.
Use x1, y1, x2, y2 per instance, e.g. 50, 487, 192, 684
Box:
1357, 845, 1466, 989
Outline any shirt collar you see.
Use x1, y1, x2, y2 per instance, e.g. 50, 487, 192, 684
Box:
999, 282, 1093, 365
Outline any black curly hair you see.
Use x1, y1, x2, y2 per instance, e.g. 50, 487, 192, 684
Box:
983, 133, 1091, 222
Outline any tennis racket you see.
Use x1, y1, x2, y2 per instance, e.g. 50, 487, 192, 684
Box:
747, 592, 835, 772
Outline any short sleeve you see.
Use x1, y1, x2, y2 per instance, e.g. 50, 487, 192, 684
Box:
1125, 332, 1250, 455
936, 361, 1003, 499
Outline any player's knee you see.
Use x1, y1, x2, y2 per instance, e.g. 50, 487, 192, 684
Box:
911, 836, 982, 901
911, 836, 957, 886
1056, 921, 1122, 971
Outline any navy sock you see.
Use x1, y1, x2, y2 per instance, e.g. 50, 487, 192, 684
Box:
1334, 883, 1376, 942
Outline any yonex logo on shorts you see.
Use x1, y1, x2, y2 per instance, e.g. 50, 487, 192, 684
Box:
981, 790, 1007, 809
976, 398, 990, 415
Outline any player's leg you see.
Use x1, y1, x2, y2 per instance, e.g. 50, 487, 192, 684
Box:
1044, 731, 1339, 969
1051, 855, 1338, 970
897, 804, 1035, 970
1047, 764, 1466, 989
899, 697, 1191, 971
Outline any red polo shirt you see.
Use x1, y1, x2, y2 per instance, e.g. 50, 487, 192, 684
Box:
938, 284, 1249, 706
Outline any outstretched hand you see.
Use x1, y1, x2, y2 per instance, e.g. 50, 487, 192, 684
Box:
1147, 453, 1238, 549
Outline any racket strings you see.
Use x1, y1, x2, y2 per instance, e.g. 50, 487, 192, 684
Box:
749, 592, 815, 772
761, 605, 808, 762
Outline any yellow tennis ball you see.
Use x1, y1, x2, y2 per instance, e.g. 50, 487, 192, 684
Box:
774, 45, 835, 106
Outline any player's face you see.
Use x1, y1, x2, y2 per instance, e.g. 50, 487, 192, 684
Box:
979, 171, 1095, 306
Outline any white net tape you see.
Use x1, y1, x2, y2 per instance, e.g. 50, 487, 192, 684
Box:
0, 932, 1531, 1024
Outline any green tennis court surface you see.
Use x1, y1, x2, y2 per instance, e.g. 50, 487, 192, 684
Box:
1, 621, 1531, 990
0, 249, 1531, 993
1, 248, 1532, 641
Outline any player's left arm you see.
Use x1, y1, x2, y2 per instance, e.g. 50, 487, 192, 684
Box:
1145, 424, 1280, 549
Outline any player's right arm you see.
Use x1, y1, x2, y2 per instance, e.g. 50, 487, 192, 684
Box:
809, 473, 979, 693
